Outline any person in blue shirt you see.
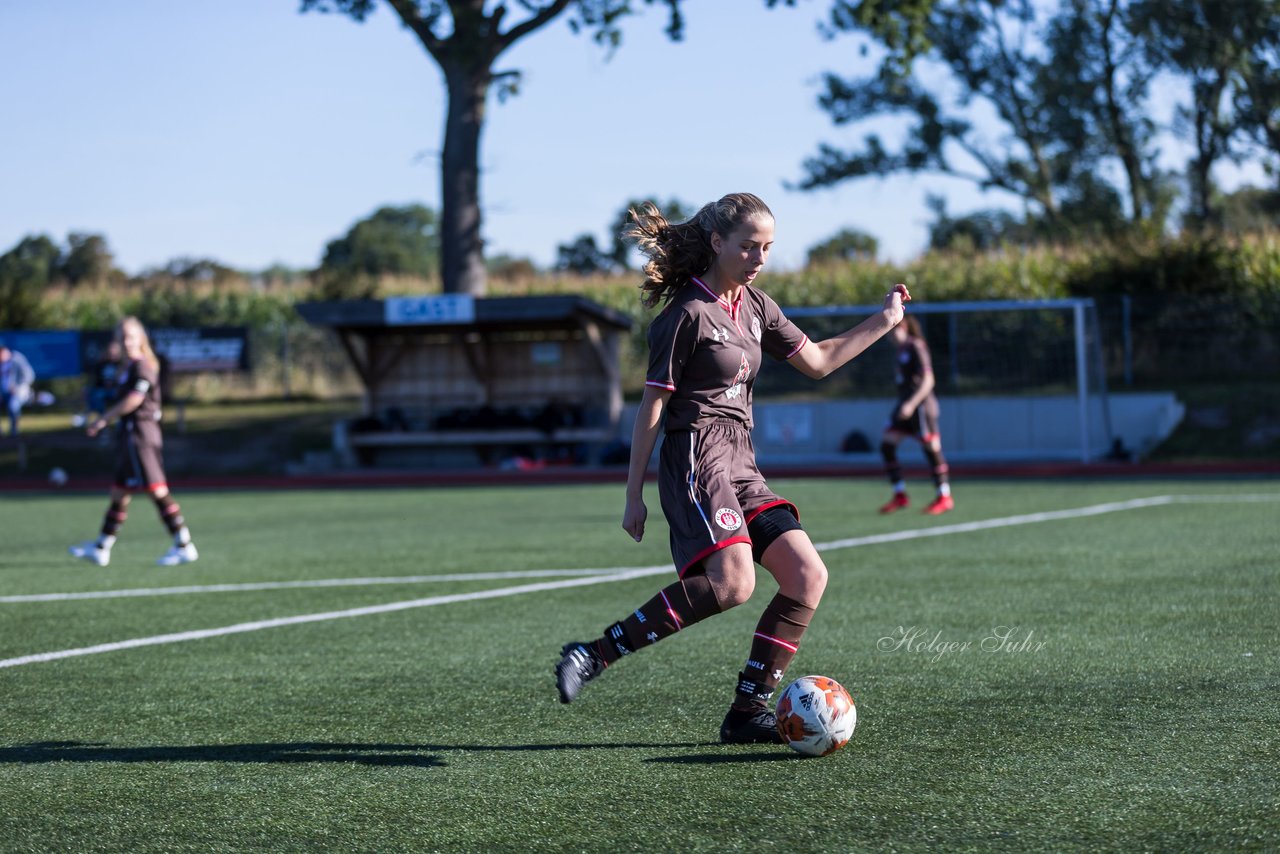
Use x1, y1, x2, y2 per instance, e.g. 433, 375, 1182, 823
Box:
0, 342, 36, 436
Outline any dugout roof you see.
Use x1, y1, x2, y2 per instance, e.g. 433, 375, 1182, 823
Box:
295, 294, 633, 335
295, 295, 636, 452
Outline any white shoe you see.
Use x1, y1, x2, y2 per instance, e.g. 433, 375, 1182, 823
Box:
69, 541, 110, 567
157, 542, 199, 566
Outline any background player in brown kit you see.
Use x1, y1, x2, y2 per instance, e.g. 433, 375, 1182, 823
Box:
555, 192, 910, 744
69, 316, 199, 567
877, 315, 954, 515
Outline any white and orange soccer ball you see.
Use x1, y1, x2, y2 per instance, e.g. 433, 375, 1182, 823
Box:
775, 675, 857, 757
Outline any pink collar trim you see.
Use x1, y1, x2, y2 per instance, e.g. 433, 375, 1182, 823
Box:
690, 276, 742, 315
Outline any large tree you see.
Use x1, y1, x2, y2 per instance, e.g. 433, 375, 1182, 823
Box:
1040, 0, 1162, 224
1237, 25, 1280, 177
301, 1, 793, 296
0, 235, 60, 329
61, 232, 116, 287
318, 203, 441, 297
799, 0, 1171, 232
1136, 0, 1278, 224
801, 0, 1068, 222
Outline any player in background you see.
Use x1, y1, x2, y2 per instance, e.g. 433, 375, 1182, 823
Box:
878, 315, 954, 515
0, 342, 36, 436
555, 193, 910, 744
69, 316, 199, 567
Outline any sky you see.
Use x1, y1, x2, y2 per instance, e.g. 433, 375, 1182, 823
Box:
0, 1, 1265, 276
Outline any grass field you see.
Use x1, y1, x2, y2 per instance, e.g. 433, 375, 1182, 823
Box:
1, 477, 1277, 852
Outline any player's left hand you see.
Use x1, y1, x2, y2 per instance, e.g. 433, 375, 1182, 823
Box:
883, 283, 911, 325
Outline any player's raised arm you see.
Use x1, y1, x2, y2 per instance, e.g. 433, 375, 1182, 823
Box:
788, 284, 911, 380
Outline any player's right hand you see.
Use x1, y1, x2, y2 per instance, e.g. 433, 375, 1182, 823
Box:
622, 497, 647, 542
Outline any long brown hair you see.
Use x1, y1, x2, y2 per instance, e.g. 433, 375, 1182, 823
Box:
119, 316, 160, 374
623, 193, 774, 308
901, 315, 925, 343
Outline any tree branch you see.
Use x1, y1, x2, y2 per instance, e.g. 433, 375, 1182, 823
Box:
500, 0, 573, 50
385, 0, 446, 59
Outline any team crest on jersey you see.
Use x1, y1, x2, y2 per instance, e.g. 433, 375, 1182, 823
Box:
751, 316, 762, 342
725, 351, 751, 400
714, 508, 743, 531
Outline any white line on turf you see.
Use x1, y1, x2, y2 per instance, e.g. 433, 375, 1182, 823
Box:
0, 567, 671, 669
816, 494, 1176, 551
2, 492, 1275, 669
0, 568, 631, 604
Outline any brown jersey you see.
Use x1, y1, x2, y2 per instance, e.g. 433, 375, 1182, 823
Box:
112, 358, 168, 491
116, 358, 163, 427
646, 277, 809, 432
646, 278, 809, 576
894, 337, 933, 402
887, 337, 941, 439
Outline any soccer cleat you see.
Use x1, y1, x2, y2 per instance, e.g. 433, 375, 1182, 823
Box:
719, 702, 784, 745
879, 492, 910, 514
69, 541, 109, 567
157, 542, 199, 566
555, 642, 604, 704
924, 495, 955, 515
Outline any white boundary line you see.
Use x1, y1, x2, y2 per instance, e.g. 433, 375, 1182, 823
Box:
0, 568, 671, 670
0, 568, 630, 604
2, 493, 1276, 670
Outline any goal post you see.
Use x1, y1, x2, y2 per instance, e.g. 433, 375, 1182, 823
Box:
772, 298, 1114, 463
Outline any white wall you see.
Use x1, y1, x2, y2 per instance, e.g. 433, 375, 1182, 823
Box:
622, 392, 1184, 465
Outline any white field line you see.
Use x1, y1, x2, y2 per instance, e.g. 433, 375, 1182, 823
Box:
0, 567, 671, 670
2, 492, 1276, 670
0, 568, 631, 604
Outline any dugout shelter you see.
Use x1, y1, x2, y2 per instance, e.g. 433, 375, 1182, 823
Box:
296, 294, 633, 467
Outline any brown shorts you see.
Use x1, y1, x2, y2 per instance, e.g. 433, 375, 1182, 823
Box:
114, 421, 168, 492
658, 419, 797, 578
885, 395, 942, 441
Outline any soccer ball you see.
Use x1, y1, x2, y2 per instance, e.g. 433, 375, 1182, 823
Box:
775, 675, 857, 757
48, 467, 69, 487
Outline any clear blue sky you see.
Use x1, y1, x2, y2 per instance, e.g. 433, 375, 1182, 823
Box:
0, 1, 1259, 276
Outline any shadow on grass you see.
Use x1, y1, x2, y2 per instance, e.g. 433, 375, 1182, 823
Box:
644, 752, 796, 764
1, 740, 743, 767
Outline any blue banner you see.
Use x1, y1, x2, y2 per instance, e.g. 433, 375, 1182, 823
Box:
0, 330, 83, 379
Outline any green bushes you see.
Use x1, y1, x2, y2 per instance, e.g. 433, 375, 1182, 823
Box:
26, 230, 1280, 400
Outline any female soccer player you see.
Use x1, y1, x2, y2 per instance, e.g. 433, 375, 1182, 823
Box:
69, 316, 199, 567
877, 315, 953, 515
555, 192, 909, 743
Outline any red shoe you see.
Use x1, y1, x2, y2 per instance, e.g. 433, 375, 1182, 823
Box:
879, 493, 910, 514
924, 495, 954, 515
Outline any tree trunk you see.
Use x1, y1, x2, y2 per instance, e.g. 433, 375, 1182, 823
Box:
440, 63, 489, 296
1098, 0, 1148, 223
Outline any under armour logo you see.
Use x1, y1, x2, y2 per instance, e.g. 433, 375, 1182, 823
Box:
646, 632, 658, 643
710, 327, 729, 342
773, 669, 784, 681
